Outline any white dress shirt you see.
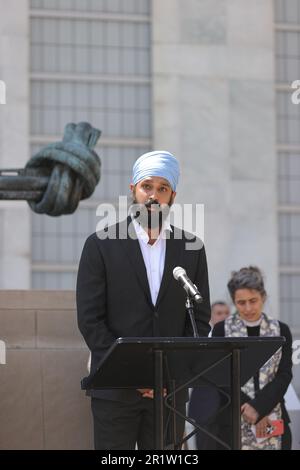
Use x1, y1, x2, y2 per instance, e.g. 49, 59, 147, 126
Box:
132, 218, 172, 306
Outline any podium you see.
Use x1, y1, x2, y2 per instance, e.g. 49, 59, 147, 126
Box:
82, 336, 284, 450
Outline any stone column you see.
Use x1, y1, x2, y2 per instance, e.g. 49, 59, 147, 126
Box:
152, 0, 278, 313
0, 0, 31, 288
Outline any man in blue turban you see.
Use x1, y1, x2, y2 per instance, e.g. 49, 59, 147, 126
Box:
130, 150, 180, 239
77, 149, 211, 451
132, 150, 180, 191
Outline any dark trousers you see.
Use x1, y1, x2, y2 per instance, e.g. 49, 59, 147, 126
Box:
282, 424, 292, 450
91, 397, 186, 450
188, 387, 221, 450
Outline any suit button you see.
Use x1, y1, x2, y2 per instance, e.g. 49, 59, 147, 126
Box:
153, 310, 158, 319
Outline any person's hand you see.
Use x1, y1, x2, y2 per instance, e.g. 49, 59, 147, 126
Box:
255, 416, 273, 438
241, 403, 259, 424
137, 388, 167, 399
137, 388, 154, 399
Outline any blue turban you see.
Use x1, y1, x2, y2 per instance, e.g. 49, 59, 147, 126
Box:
132, 150, 180, 191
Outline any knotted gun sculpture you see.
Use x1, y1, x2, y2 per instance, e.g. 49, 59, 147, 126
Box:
0, 122, 101, 216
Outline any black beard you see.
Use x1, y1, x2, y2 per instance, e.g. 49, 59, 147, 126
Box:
131, 197, 172, 230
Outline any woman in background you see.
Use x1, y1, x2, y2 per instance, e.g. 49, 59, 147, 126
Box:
212, 266, 293, 450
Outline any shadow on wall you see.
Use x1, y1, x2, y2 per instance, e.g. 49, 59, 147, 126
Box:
0, 290, 93, 450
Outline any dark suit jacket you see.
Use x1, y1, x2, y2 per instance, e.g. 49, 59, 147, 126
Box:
76, 217, 211, 402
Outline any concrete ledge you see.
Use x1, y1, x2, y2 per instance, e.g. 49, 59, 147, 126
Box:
0, 290, 93, 450
0, 290, 76, 310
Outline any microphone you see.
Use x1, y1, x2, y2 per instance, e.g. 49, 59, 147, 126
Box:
173, 266, 203, 304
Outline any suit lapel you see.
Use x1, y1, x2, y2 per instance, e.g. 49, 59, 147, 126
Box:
155, 228, 183, 307
118, 217, 153, 306
118, 218, 183, 309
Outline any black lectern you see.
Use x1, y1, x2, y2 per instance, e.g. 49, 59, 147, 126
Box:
82, 336, 284, 450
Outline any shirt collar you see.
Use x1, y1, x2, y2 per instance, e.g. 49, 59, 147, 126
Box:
243, 318, 262, 327
131, 216, 172, 245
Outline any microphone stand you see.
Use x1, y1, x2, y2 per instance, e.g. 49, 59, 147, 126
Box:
165, 294, 200, 449
186, 295, 199, 338
164, 295, 199, 448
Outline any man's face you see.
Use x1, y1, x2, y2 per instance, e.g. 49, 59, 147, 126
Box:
130, 176, 176, 229
211, 304, 230, 326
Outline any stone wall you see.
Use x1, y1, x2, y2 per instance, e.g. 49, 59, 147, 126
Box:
0, 0, 31, 289
0, 290, 93, 450
152, 0, 279, 313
